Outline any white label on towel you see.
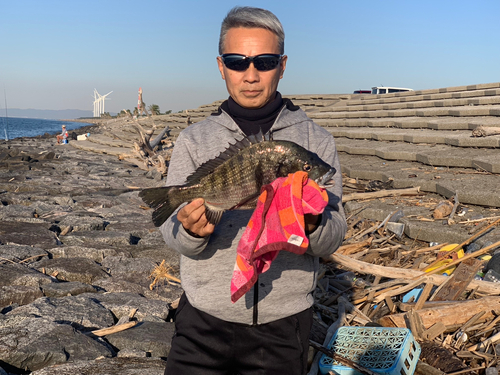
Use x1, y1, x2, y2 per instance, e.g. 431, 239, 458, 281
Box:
288, 234, 304, 246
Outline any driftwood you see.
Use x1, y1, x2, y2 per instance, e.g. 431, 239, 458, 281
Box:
325, 253, 500, 296
378, 296, 500, 330
342, 186, 421, 202
125, 112, 171, 175
422, 218, 500, 273
430, 258, 482, 301
89, 321, 137, 337
89, 308, 138, 337
472, 125, 500, 137
336, 237, 373, 255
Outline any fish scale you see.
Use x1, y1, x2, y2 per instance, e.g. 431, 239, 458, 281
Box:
139, 139, 335, 227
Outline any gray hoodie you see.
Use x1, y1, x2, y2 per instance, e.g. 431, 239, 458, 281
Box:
159, 104, 346, 325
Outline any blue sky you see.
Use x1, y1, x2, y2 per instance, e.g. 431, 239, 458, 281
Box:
1, 0, 499, 114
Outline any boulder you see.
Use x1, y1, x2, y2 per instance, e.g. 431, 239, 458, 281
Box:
29, 357, 166, 375
105, 321, 175, 358
79, 292, 170, 321
48, 245, 118, 262
61, 231, 135, 247
0, 316, 114, 372
0, 285, 43, 308
58, 215, 107, 231
41, 281, 99, 298
0, 244, 48, 263
101, 256, 156, 285
0, 263, 54, 287
0, 221, 58, 248
6, 295, 115, 330
33, 257, 110, 284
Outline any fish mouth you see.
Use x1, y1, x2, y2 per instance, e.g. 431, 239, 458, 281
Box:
315, 168, 336, 188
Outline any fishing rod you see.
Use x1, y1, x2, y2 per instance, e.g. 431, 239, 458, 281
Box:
2, 87, 8, 141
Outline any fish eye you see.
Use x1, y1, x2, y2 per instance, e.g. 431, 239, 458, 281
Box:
303, 163, 312, 172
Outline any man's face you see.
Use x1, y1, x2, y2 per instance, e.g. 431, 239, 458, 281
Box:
217, 27, 287, 109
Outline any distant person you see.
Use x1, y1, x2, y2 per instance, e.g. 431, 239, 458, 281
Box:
56, 125, 68, 144
159, 6, 346, 375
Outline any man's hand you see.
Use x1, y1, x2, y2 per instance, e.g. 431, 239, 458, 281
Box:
177, 198, 215, 238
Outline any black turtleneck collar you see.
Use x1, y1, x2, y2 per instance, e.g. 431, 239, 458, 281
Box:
220, 92, 285, 136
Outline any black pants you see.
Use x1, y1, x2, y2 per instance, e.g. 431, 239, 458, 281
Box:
165, 293, 313, 375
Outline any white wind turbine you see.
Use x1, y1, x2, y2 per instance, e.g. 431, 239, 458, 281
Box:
92, 89, 113, 117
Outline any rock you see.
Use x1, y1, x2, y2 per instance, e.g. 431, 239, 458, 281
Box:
137, 230, 167, 247
0, 204, 36, 221
40, 151, 56, 160
0, 221, 58, 248
6, 295, 115, 330
0, 285, 43, 308
58, 215, 108, 231
80, 292, 170, 321
29, 357, 167, 375
41, 281, 99, 298
48, 245, 118, 262
0, 316, 114, 372
0, 263, 54, 287
0, 134, 181, 373
0, 244, 49, 263
33, 257, 110, 284
101, 256, 156, 284
92, 278, 173, 302
61, 230, 136, 247
117, 348, 149, 358
432, 200, 454, 219
105, 321, 175, 358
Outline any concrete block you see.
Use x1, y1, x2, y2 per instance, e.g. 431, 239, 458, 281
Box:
394, 119, 430, 128
427, 118, 474, 130
445, 135, 500, 148
489, 108, 500, 116
449, 107, 491, 116
416, 108, 451, 116
416, 150, 474, 168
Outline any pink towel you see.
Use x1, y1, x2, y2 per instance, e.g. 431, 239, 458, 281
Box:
230, 171, 329, 303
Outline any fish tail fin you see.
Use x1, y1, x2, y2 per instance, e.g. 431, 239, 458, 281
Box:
204, 204, 225, 226
139, 187, 180, 227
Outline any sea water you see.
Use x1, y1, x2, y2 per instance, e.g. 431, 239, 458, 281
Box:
0, 117, 92, 140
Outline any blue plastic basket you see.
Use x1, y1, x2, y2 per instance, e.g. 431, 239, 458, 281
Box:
319, 327, 421, 375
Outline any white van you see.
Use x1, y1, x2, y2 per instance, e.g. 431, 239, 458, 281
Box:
371, 87, 414, 94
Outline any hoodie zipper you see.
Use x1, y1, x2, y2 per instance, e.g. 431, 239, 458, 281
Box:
220, 104, 289, 327
253, 277, 259, 325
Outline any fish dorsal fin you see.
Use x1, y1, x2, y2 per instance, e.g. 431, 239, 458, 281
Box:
184, 135, 261, 186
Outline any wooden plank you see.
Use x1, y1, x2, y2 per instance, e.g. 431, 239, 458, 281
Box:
378, 296, 500, 329
384, 296, 395, 313
432, 258, 482, 301
414, 283, 434, 310
423, 322, 446, 341
404, 309, 425, 339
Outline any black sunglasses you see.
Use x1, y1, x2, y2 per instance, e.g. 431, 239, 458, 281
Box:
220, 54, 282, 72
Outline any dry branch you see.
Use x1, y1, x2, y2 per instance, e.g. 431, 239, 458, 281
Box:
378, 296, 500, 331
325, 253, 500, 296
88, 321, 137, 337
342, 186, 420, 202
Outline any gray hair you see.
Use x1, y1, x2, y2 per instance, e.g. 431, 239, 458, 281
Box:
218, 6, 285, 55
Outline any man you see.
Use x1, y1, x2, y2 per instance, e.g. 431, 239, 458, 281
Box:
56, 125, 68, 144
160, 6, 346, 375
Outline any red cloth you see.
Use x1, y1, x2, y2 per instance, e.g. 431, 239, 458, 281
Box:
230, 171, 329, 303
